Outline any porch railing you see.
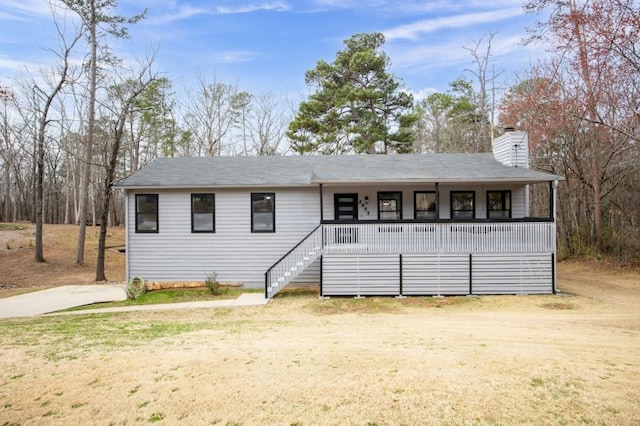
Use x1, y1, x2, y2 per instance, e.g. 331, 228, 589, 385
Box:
265, 225, 323, 298
321, 221, 556, 255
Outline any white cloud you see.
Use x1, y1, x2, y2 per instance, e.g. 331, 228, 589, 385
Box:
384, 7, 524, 40
311, 0, 388, 9
216, 1, 290, 14
0, 55, 32, 72
308, 0, 523, 15
394, 0, 524, 15
213, 51, 261, 64
0, 0, 55, 20
391, 43, 471, 72
409, 87, 439, 101
148, 5, 213, 25
390, 33, 538, 72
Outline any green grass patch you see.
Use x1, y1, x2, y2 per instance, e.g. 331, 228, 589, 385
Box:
0, 312, 241, 361
66, 287, 260, 311
0, 223, 25, 231
149, 413, 165, 422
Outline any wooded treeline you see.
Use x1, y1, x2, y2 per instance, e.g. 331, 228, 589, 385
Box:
0, 0, 638, 273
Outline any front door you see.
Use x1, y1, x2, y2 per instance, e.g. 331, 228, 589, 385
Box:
333, 193, 358, 244
334, 193, 358, 220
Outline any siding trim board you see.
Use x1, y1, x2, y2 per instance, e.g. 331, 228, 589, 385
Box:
319, 255, 323, 297
551, 253, 556, 295
469, 253, 473, 295
399, 254, 403, 295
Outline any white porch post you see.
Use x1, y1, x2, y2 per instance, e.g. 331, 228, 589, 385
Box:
553, 179, 559, 293
124, 189, 130, 283
319, 183, 324, 222
435, 182, 440, 220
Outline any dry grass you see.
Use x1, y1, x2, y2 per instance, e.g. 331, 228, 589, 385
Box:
0, 262, 639, 425
0, 223, 125, 296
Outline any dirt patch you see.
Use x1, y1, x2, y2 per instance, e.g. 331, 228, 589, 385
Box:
0, 223, 125, 294
540, 301, 577, 310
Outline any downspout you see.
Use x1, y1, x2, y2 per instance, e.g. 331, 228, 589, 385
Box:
319, 184, 325, 290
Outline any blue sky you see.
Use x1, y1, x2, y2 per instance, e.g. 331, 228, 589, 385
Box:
0, 0, 546, 101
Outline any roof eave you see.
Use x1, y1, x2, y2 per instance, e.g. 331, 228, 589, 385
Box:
311, 177, 561, 185
114, 183, 314, 190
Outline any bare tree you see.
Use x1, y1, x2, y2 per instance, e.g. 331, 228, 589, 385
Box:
95, 59, 156, 281
524, 0, 640, 253
249, 91, 291, 156
185, 73, 242, 156
30, 13, 83, 262
61, 0, 146, 265
463, 32, 504, 149
0, 86, 17, 222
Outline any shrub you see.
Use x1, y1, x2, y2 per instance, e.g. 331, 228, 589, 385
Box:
205, 272, 220, 295
125, 276, 146, 300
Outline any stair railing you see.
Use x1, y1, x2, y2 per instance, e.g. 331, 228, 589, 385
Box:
265, 225, 323, 298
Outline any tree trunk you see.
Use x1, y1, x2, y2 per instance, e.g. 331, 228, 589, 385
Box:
3, 163, 11, 221
64, 153, 71, 224
95, 178, 112, 281
571, 0, 603, 253
76, 1, 97, 265
593, 165, 603, 251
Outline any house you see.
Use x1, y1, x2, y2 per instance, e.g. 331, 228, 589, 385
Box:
116, 131, 562, 299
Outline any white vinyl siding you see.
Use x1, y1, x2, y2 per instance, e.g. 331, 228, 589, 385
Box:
321, 253, 553, 297
127, 187, 320, 288
472, 254, 553, 294
402, 255, 469, 295
322, 255, 400, 296
492, 131, 529, 168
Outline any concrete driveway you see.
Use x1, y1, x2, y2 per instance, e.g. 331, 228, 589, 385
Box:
0, 286, 270, 319
0, 285, 126, 319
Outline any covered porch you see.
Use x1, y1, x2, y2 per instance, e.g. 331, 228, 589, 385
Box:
265, 153, 561, 298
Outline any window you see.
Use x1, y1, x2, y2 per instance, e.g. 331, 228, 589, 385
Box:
487, 190, 511, 219
414, 191, 437, 219
251, 193, 275, 232
450, 191, 475, 219
191, 193, 215, 233
135, 194, 158, 233
378, 192, 402, 220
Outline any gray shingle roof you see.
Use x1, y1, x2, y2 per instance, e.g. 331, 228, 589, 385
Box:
115, 154, 561, 188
